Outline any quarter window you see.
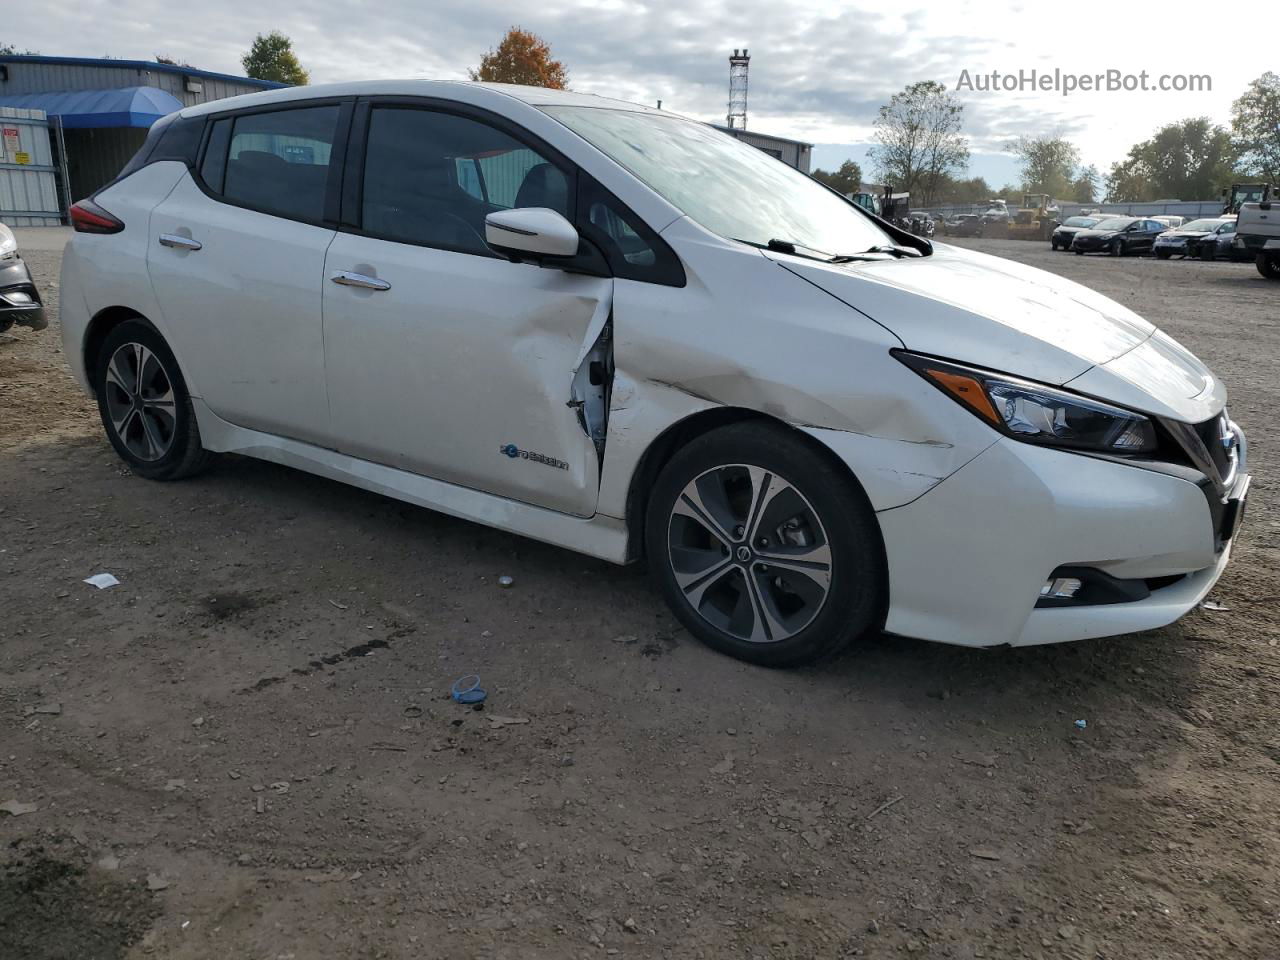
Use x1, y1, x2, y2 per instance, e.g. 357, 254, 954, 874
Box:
360, 106, 571, 255
215, 105, 340, 222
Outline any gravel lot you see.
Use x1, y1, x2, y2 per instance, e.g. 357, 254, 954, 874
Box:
1, 234, 1276, 960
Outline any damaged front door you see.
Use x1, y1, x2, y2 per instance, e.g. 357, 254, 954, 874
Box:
322, 104, 611, 518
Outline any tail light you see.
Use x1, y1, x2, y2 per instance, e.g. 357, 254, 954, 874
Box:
70, 199, 125, 234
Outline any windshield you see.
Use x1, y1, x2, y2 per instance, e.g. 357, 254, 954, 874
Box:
1181, 219, 1224, 232
1063, 217, 1097, 227
542, 106, 894, 257
1094, 218, 1133, 231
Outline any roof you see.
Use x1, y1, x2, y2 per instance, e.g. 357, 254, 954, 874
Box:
0, 86, 184, 128
178, 79, 661, 119
711, 124, 814, 149
0, 55, 286, 90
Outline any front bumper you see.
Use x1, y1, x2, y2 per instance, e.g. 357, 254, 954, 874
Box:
0, 256, 48, 332
877, 428, 1248, 648
1070, 237, 1111, 251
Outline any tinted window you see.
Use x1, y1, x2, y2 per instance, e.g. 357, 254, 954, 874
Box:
361, 107, 571, 255
200, 118, 231, 193
578, 176, 684, 286
222, 105, 339, 222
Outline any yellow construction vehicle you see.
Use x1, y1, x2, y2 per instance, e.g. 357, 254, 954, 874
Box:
1006, 194, 1061, 241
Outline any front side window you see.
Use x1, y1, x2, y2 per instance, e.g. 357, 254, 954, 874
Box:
216, 105, 340, 222
542, 106, 893, 259
361, 107, 570, 255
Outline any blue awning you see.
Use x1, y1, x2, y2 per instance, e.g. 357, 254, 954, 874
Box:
0, 86, 184, 129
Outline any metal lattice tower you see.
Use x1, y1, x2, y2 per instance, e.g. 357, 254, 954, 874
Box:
727, 48, 750, 129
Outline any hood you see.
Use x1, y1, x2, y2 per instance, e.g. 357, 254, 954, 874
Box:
768, 242, 1223, 422
1072, 227, 1124, 239
1161, 229, 1211, 239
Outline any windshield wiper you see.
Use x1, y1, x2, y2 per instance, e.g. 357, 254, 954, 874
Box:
828, 244, 923, 262
734, 237, 837, 262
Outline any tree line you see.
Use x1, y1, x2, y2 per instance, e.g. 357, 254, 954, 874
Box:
816, 73, 1280, 206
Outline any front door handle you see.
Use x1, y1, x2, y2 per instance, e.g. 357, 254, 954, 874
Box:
158, 233, 202, 251
331, 271, 391, 291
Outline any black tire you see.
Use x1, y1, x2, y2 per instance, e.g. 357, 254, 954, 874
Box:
93, 318, 213, 481
645, 422, 886, 667
1074, 248, 1083, 255
1155, 249, 1172, 260
1110, 238, 1124, 257
1258, 253, 1280, 280
1199, 244, 1215, 261
1050, 241, 1058, 251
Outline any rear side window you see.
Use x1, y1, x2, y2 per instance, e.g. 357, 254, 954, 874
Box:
212, 105, 340, 223
110, 113, 203, 188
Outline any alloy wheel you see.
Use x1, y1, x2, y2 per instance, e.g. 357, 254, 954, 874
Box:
667, 464, 832, 644
103, 342, 177, 462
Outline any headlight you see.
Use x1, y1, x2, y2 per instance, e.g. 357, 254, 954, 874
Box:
896, 352, 1157, 454
0, 224, 16, 261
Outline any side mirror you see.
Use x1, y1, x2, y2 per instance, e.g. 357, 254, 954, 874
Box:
485, 208, 579, 262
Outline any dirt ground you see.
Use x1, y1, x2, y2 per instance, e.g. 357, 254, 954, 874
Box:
1, 233, 1276, 960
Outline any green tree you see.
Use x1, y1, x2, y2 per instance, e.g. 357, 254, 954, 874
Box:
1105, 118, 1235, 201
1231, 71, 1280, 182
1010, 134, 1080, 198
930, 173, 993, 204
0, 42, 39, 55
241, 31, 309, 85
1071, 164, 1100, 203
812, 159, 863, 195
869, 81, 969, 205
470, 27, 567, 89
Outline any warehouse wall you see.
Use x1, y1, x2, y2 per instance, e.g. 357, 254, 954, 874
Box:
0, 59, 273, 107
0, 107, 61, 226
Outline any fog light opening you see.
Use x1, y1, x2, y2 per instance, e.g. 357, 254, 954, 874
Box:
2, 290, 33, 305
1040, 577, 1083, 600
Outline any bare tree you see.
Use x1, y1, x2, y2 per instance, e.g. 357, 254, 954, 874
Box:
869, 81, 969, 205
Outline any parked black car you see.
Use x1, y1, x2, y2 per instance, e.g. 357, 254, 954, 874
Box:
1152, 217, 1232, 260
1050, 215, 1103, 251
946, 214, 985, 237
0, 224, 48, 335
1071, 217, 1167, 256
1188, 219, 1251, 261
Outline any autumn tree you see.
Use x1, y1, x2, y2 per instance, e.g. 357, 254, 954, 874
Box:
868, 81, 968, 206
241, 31, 309, 85
812, 159, 863, 195
1231, 72, 1280, 182
470, 27, 567, 89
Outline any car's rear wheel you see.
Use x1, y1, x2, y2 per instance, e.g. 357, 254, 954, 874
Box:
646, 422, 885, 667
93, 319, 213, 480
1258, 253, 1280, 280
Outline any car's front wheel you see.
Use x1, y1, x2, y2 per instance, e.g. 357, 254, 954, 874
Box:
646, 422, 885, 667
1110, 238, 1125, 257
93, 319, 213, 480
1155, 249, 1172, 260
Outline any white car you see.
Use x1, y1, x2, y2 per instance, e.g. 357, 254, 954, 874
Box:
60, 81, 1250, 666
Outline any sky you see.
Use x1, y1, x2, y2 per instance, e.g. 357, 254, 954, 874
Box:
10, 0, 1271, 188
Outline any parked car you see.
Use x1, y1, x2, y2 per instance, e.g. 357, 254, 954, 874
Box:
0, 223, 49, 335
1050, 215, 1103, 251
946, 214, 984, 237
60, 81, 1250, 666
1152, 217, 1232, 259
1071, 217, 1167, 256
1189, 218, 1250, 261
1235, 195, 1280, 279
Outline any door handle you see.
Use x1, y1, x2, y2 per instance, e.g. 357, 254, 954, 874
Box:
159, 233, 202, 251
331, 271, 391, 291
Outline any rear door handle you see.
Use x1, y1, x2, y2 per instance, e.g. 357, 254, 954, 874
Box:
331, 271, 391, 291
159, 233, 202, 251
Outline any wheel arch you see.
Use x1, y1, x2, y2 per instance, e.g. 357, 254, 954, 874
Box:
623, 406, 883, 563
83, 306, 150, 395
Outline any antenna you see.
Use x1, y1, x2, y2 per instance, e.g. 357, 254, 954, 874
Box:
727, 48, 750, 130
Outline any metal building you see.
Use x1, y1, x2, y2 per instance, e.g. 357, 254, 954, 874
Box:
713, 125, 813, 174
0, 55, 284, 219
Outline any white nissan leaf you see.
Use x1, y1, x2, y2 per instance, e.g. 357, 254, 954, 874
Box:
59, 81, 1250, 666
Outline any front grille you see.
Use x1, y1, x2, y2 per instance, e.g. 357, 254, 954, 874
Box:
1195, 415, 1234, 483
